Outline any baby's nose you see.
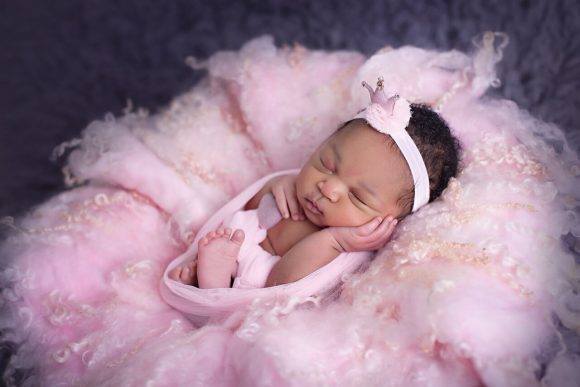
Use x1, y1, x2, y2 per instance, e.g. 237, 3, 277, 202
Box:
317, 180, 341, 202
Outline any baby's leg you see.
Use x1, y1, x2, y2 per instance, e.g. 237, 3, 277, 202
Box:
196, 226, 245, 288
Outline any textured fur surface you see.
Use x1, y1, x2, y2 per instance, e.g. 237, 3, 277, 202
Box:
0, 0, 580, 385
2, 1, 579, 220
0, 32, 578, 386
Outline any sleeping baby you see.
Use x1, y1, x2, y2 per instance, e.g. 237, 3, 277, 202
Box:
168, 77, 462, 289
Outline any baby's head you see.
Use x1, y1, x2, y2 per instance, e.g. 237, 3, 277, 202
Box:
296, 103, 462, 228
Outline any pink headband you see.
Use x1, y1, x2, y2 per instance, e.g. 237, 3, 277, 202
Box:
353, 77, 430, 212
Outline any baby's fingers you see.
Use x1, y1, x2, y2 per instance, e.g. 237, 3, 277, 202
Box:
356, 217, 383, 236
272, 184, 290, 219
285, 187, 304, 221
372, 217, 397, 236
368, 218, 398, 248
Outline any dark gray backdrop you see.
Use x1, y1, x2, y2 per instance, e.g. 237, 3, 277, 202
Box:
1, 0, 579, 220
1, 0, 579, 384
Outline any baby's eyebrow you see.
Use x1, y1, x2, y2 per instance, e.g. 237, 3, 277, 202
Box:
331, 142, 342, 164
331, 142, 380, 204
359, 180, 378, 199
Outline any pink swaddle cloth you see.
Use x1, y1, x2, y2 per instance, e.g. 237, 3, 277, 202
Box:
226, 208, 282, 289
160, 168, 373, 326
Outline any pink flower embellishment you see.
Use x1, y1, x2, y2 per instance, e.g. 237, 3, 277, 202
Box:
356, 77, 411, 134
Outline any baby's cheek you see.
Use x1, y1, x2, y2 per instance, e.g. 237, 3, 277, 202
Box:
348, 206, 376, 226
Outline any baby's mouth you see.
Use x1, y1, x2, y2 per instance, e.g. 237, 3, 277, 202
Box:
305, 197, 323, 215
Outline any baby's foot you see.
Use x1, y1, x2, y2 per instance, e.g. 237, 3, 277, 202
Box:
168, 259, 198, 286
196, 226, 245, 289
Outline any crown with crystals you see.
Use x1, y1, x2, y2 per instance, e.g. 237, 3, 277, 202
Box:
354, 76, 412, 134
353, 76, 430, 213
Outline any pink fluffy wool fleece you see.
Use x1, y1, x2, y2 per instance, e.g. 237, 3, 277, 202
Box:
1, 31, 579, 386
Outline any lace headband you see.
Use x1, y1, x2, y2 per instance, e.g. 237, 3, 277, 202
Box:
353, 77, 430, 212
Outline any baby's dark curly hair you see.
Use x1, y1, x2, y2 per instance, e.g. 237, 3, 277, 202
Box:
337, 103, 463, 220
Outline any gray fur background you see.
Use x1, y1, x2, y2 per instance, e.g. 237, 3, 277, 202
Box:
1, 0, 579, 220
1, 0, 579, 384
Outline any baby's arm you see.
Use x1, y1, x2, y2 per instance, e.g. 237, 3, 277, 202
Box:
265, 216, 399, 287
264, 229, 341, 287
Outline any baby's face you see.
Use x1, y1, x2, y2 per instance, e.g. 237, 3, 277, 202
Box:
295, 121, 412, 228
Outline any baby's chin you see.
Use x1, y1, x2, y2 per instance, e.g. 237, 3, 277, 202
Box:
304, 211, 346, 229
302, 204, 348, 228
302, 208, 327, 228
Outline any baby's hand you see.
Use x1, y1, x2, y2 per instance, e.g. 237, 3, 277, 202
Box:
326, 216, 398, 253
268, 174, 305, 221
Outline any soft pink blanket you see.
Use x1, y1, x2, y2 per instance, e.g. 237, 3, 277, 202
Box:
1, 32, 579, 386
160, 167, 372, 327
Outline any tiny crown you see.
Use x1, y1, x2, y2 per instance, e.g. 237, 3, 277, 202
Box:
361, 76, 400, 115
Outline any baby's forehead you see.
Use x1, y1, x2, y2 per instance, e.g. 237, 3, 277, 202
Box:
330, 129, 410, 186
350, 146, 402, 177
333, 126, 402, 164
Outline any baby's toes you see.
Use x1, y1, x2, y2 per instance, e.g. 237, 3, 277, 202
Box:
230, 229, 245, 245
189, 260, 198, 285
217, 226, 232, 238
201, 230, 220, 244
168, 267, 182, 281
180, 266, 193, 283
189, 259, 198, 271
198, 236, 209, 247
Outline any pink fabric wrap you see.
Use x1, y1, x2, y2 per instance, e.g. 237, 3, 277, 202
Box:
227, 209, 282, 289
161, 168, 372, 326
1, 33, 579, 386
256, 192, 283, 230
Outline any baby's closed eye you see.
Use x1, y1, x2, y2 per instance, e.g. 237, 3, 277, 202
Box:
319, 158, 367, 206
